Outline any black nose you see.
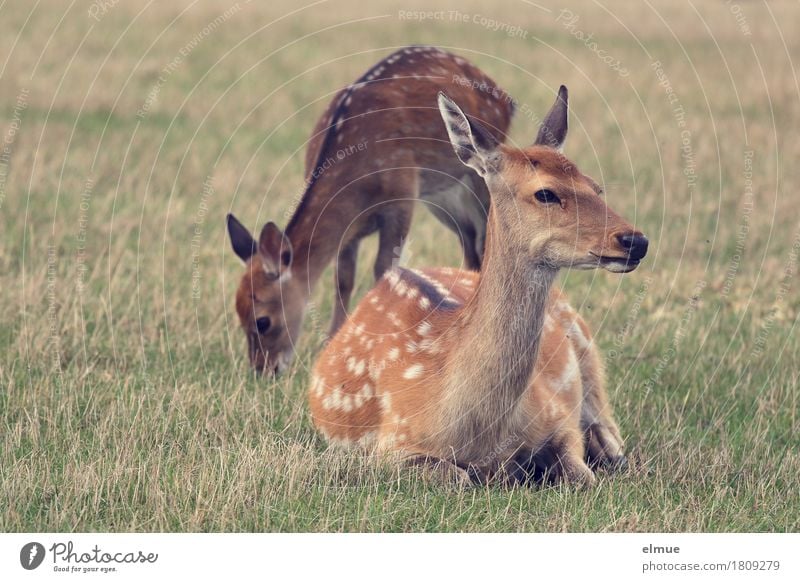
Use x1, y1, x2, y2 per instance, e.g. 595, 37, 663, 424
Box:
255, 316, 272, 335
616, 233, 649, 261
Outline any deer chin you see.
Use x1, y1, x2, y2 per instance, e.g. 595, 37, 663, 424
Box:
273, 350, 294, 374
250, 347, 295, 376
590, 253, 640, 273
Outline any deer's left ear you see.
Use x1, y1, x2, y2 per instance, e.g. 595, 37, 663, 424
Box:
227, 213, 257, 262
534, 85, 569, 152
438, 92, 499, 177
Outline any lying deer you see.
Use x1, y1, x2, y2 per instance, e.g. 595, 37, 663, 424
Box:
309, 87, 648, 485
227, 46, 513, 374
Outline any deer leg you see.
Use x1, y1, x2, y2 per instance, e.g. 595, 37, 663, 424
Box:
585, 416, 627, 471
468, 177, 490, 270
422, 170, 489, 271
329, 239, 359, 336
577, 345, 627, 471
374, 206, 413, 281
458, 223, 481, 271
550, 429, 596, 488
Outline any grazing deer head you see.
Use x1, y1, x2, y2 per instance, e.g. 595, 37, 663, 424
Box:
226, 46, 514, 376
227, 215, 306, 374
308, 86, 647, 486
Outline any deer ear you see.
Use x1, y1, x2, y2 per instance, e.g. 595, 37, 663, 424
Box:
258, 222, 293, 278
437, 92, 498, 176
227, 213, 257, 262
534, 85, 569, 151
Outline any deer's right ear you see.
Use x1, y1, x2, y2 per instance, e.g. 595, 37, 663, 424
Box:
437, 92, 498, 177
227, 213, 257, 262
534, 85, 569, 151
258, 222, 293, 279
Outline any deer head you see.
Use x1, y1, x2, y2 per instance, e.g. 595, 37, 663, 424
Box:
438, 86, 648, 274
227, 215, 306, 374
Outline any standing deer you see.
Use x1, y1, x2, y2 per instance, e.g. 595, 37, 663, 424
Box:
227, 46, 514, 375
308, 88, 648, 485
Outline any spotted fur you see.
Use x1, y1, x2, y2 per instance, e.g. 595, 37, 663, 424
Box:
229, 46, 513, 374
308, 90, 646, 486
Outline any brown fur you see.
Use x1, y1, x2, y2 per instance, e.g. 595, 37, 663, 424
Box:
229, 46, 513, 374
308, 91, 647, 486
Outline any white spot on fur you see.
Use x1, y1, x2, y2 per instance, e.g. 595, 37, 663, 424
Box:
341, 394, 353, 412
322, 386, 343, 410
403, 364, 424, 379
387, 347, 400, 361
353, 383, 373, 408
311, 375, 324, 397
381, 392, 392, 412
419, 338, 440, 354
554, 349, 580, 392
569, 320, 591, 350
368, 361, 382, 381
357, 431, 378, 447
353, 359, 366, 376
416, 321, 432, 336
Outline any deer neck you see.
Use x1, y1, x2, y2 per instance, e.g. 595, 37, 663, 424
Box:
284, 176, 348, 291
437, 206, 558, 461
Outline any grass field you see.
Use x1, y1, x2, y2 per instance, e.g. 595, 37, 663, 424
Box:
1, 0, 799, 532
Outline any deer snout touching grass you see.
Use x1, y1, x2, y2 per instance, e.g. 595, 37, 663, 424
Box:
308, 85, 647, 487
227, 46, 514, 375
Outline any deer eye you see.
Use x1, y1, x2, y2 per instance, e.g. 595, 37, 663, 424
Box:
255, 316, 272, 334
534, 189, 560, 204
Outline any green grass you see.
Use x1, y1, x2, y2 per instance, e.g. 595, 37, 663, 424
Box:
1, 0, 799, 531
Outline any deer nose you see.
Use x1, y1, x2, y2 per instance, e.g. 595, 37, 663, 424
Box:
616, 232, 649, 261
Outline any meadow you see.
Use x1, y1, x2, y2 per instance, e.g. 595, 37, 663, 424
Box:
1, 0, 798, 531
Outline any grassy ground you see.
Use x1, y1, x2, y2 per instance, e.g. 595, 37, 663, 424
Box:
1, 0, 799, 531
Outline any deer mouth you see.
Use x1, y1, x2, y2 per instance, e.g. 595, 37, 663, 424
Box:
590, 252, 640, 273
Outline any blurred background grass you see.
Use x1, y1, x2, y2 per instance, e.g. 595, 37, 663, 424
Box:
0, 0, 798, 531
